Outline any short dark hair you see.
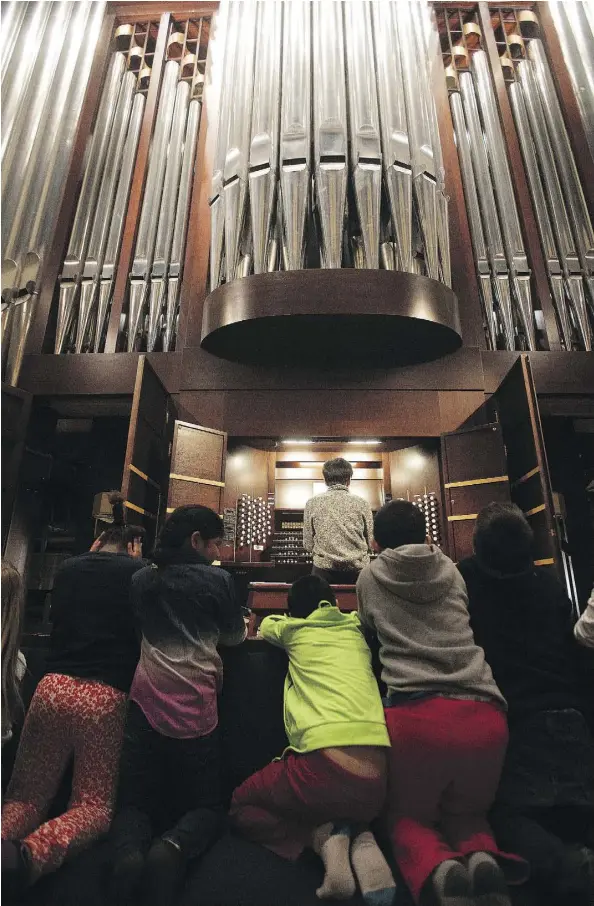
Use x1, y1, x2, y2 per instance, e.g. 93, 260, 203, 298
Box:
322, 458, 353, 486
374, 499, 426, 550
153, 505, 224, 566
287, 575, 337, 619
474, 502, 533, 574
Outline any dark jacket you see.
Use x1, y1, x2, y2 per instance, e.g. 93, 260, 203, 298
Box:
46, 551, 145, 692
458, 555, 584, 722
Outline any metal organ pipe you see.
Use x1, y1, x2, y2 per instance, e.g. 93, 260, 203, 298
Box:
548, 1, 594, 161
2, 1, 105, 385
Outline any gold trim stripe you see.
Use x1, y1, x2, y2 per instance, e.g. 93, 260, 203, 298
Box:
129, 464, 160, 490
124, 500, 157, 520
445, 475, 508, 489
525, 503, 546, 517
513, 466, 540, 486
170, 473, 225, 488
534, 558, 555, 566
447, 514, 478, 521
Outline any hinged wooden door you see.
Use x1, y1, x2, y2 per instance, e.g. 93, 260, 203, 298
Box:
441, 423, 511, 562
121, 356, 176, 547
2, 383, 33, 552
167, 421, 227, 515
493, 354, 560, 571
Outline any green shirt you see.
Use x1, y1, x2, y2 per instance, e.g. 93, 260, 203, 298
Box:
259, 604, 390, 754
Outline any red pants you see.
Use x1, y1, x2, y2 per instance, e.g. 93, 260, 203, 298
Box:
230, 749, 386, 860
2, 673, 127, 877
384, 697, 527, 903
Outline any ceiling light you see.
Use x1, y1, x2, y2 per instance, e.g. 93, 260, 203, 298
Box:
282, 439, 311, 445
348, 440, 380, 445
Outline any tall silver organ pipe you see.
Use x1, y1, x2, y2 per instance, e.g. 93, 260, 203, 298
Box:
548, 1, 594, 161
209, 0, 450, 294
1, 1, 105, 385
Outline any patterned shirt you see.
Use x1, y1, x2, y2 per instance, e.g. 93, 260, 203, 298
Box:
303, 485, 374, 571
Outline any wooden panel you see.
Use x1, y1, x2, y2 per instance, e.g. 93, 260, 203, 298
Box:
181, 345, 484, 392
481, 351, 594, 395
122, 356, 176, 546
168, 480, 221, 512
493, 354, 561, 570
2, 384, 32, 552
441, 423, 511, 562
168, 419, 227, 513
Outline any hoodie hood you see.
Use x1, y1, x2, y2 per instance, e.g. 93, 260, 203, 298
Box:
369, 544, 457, 605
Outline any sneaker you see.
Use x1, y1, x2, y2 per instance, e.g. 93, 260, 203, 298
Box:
466, 852, 511, 906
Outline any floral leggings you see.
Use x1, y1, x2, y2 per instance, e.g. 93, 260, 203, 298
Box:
2, 673, 127, 877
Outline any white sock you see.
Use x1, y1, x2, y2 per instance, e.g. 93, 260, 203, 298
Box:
312, 823, 356, 900
350, 830, 396, 906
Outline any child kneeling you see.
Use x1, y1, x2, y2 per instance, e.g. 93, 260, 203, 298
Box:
231, 576, 395, 904
357, 501, 527, 906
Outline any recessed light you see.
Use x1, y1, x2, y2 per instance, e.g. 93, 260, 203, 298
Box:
348, 440, 380, 445
282, 439, 311, 445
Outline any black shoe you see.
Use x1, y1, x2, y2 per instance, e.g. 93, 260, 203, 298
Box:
1, 840, 33, 902
142, 838, 185, 906
466, 852, 511, 906
109, 848, 146, 906
553, 845, 594, 906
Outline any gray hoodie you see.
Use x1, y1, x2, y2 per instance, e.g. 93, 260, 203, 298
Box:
357, 544, 505, 707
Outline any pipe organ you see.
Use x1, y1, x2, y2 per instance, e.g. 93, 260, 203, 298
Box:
0, 2, 592, 379
441, 5, 594, 352
209, 0, 451, 292
1, 1, 106, 383
53, 16, 206, 355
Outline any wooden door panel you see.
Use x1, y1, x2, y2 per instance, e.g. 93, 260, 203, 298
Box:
494, 355, 559, 570
168, 421, 227, 515
441, 423, 511, 562
121, 356, 175, 547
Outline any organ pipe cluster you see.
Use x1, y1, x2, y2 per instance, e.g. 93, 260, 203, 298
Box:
449, 24, 593, 351
1, 1, 106, 384
209, 0, 451, 292
449, 51, 536, 351
548, 1, 594, 162
56, 52, 146, 355
510, 40, 593, 351
125, 61, 201, 353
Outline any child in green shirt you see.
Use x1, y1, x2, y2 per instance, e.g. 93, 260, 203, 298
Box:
230, 576, 395, 905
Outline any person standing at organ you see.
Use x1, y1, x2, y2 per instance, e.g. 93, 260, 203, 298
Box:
303, 458, 373, 585
2, 493, 146, 896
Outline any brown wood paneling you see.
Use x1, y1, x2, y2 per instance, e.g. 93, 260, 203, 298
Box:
26, 12, 116, 355
181, 346, 484, 391
493, 354, 560, 569
481, 351, 594, 395
174, 422, 225, 481
168, 420, 227, 512
108, 3, 218, 20
18, 352, 180, 397
105, 13, 172, 353
477, 2, 561, 351
175, 13, 215, 352
441, 422, 511, 562
122, 356, 176, 545
538, 2, 594, 215
438, 391, 490, 433
224, 445, 270, 510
